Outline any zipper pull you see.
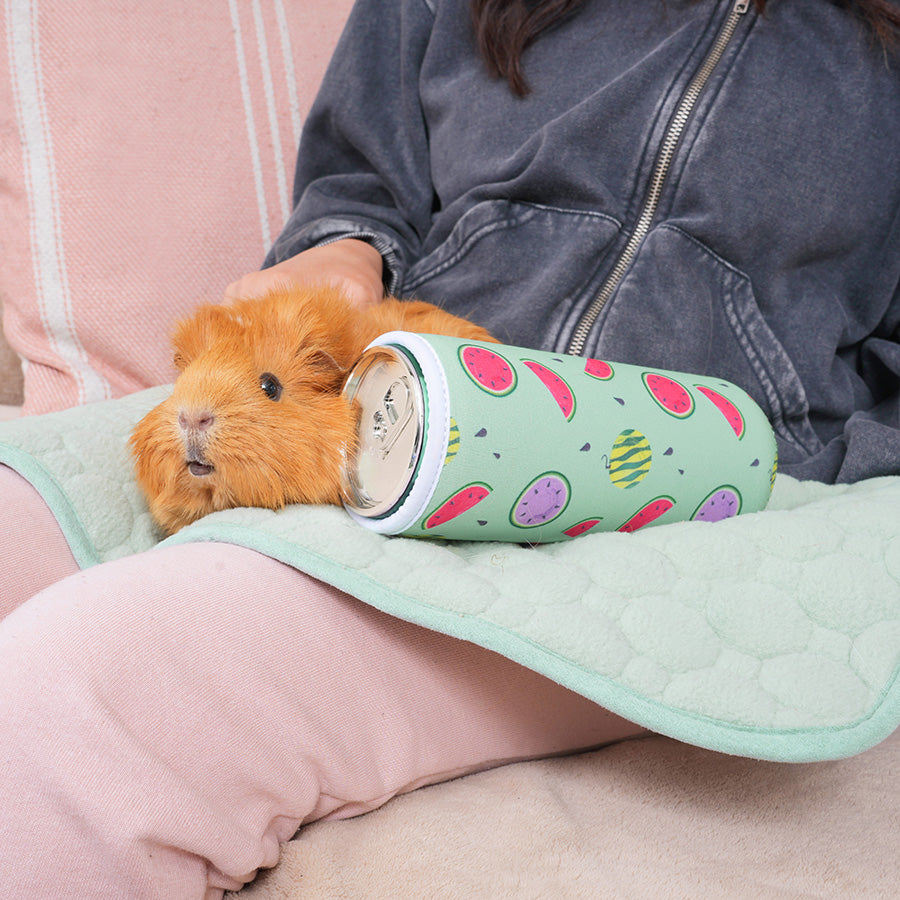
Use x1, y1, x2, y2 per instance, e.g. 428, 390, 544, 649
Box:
734, 0, 751, 12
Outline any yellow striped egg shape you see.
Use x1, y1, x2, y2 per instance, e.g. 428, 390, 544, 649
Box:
444, 418, 461, 465
609, 429, 652, 489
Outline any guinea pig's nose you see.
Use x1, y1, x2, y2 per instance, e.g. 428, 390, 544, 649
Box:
178, 409, 216, 432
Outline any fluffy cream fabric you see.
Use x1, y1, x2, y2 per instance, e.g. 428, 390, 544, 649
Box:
232, 731, 899, 899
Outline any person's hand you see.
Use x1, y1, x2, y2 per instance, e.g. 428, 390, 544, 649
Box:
224, 238, 385, 309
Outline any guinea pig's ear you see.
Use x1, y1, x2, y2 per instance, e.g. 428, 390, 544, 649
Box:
172, 304, 233, 371
303, 348, 347, 392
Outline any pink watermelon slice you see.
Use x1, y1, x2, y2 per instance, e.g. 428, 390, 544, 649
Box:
523, 360, 575, 420
458, 345, 517, 396
696, 385, 745, 438
642, 373, 694, 418
563, 517, 602, 538
424, 482, 492, 529
617, 495, 675, 533
584, 358, 614, 380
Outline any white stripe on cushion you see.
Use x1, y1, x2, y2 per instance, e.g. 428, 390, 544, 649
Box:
228, 0, 271, 249
274, 0, 303, 150
6, 0, 111, 406
251, 0, 290, 223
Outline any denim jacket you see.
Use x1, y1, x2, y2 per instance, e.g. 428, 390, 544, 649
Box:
266, 0, 900, 484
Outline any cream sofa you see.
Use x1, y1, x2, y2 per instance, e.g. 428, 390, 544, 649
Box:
0, 327, 22, 418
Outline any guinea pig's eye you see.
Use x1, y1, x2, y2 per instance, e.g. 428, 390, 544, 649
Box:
259, 372, 283, 401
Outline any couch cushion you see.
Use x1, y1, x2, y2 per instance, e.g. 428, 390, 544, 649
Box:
0, 0, 352, 415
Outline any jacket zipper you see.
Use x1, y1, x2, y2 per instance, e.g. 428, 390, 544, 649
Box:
566, 0, 751, 356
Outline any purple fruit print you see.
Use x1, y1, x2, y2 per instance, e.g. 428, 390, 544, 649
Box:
563, 518, 602, 538
642, 373, 694, 418
584, 358, 614, 380
511, 472, 571, 528
523, 360, 576, 420
617, 496, 675, 533
424, 482, 492, 529
691, 486, 742, 523
696, 385, 745, 438
459, 345, 517, 396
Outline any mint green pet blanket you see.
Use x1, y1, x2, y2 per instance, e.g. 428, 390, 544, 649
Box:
2, 387, 899, 762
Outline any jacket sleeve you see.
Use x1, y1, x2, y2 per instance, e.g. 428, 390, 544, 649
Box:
263, 0, 437, 294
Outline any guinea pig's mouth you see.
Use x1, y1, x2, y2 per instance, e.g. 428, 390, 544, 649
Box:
186, 457, 214, 477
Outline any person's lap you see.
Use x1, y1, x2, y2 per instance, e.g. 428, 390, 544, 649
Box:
0, 463, 643, 897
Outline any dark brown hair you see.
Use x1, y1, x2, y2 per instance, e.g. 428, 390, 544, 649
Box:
471, 0, 900, 96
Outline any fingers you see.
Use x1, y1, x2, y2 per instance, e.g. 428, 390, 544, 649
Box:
224, 239, 385, 309
223, 270, 271, 301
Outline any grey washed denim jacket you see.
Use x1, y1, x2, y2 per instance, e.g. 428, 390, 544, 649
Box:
266, 0, 900, 484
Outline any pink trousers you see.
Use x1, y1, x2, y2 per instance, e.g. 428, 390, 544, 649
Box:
0, 464, 644, 898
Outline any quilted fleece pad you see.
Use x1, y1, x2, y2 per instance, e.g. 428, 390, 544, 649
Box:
1, 387, 899, 762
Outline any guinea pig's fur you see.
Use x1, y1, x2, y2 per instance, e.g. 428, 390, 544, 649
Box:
129, 284, 496, 535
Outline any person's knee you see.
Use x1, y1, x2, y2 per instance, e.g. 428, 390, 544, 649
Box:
0, 465, 79, 615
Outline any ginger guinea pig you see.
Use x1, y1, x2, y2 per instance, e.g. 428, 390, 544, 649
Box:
129, 284, 495, 535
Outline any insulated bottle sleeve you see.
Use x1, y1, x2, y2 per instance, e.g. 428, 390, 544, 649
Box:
341, 332, 777, 542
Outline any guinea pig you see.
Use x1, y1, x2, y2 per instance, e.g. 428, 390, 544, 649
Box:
129, 284, 496, 535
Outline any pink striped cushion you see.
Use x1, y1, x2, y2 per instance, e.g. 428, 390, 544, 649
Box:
0, 0, 352, 415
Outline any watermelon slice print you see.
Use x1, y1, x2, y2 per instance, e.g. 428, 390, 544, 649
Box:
423, 482, 492, 529
584, 358, 614, 380
642, 373, 694, 418
691, 486, 742, 523
458, 345, 517, 396
696, 385, 745, 439
617, 496, 675, 533
563, 517, 603, 538
510, 472, 571, 528
523, 360, 575, 420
